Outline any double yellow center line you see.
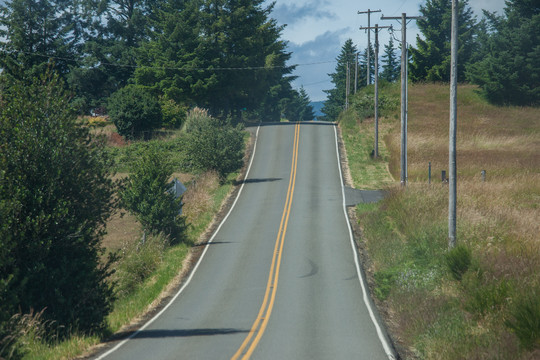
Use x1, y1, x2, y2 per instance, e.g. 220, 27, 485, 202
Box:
231, 122, 301, 360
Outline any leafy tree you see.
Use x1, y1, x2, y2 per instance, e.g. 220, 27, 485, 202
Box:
466, 1, 540, 105
0, 74, 115, 343
409, 0, 478, 82
321, 39, 359, 122
108, 84, 163, 139
184, 111, 244, 179
381, 37, 400, 82
120, 144, 185, 239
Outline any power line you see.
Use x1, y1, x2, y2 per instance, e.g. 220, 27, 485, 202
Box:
0, 49, 336, 72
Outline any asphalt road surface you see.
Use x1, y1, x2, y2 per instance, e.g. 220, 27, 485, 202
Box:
95, 122, 395, 360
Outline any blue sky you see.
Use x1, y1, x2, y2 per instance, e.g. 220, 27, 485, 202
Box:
268, 0, 507, 102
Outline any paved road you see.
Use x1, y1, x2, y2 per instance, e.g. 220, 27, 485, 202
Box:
96, 122, 394, 360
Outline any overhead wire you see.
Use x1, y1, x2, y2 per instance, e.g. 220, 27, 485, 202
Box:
0, 49, 336, 72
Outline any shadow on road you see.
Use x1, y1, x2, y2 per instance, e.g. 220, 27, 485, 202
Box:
234, 177, 282, 185
109, 328, 249, 341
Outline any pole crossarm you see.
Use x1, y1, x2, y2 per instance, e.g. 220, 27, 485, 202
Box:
358, 9, 381, 15
359, 25, 392, 31
380, 13, 422, 186
358, 9, 382, 86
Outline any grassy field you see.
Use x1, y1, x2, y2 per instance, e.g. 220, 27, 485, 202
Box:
340, 83, 540, 359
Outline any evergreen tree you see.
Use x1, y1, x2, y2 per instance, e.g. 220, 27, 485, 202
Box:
68, 0, 159, 112
0, 0, 79, 79
321, 39, 358, 122
381, 37, 400, 82
466, 0, 540, 105
281, 86, 314, 121
409, 0, 478, 82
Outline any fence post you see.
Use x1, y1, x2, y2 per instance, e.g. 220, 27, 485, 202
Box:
428, 162, 432, 184
481, 170, 486, 182
442, 170, 447, 183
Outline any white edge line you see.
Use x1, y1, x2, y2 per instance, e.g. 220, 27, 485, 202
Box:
332, 124, 396, 360
96, 124, 262, 359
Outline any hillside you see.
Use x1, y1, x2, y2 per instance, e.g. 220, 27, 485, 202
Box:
340, 83, 540, 359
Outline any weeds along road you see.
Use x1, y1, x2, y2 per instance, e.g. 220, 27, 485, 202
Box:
95, 122, 394, 360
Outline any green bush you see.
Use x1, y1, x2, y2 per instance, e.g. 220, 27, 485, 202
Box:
446, 245, 472, 281
506, 293, 540, 350
184, 110, 244, 179
159, 96, 187, 129
108, 85, 162, 139
120, 144, 185, 240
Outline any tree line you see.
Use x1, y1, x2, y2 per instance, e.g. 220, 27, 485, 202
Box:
322, 0, 539, 121
0, 0, 314, 124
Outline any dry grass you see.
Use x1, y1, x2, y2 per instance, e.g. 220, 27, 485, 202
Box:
181, 170, 220, 232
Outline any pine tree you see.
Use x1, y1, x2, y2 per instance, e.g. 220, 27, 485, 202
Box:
381, 37, 400, 82
409, 0, 478, 82
321, 39, 358, 122
0, 0, 79, 79
466, 0, 540, 105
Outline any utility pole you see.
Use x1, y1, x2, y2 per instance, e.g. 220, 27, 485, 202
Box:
354, 52, 359, 94
359, 23, 392, 159
346, 61, 350, 110
382, 13, 422, 186
358, 9, 381, 85
449, 0, 458, 248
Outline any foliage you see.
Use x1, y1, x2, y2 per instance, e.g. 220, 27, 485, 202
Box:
445, 245, 471, 281
120, 144, 185, 239
381, 38, 400, 83
281, 87, 315, 121
184, 111, 244, 179
0, 74, 116, 347
0, 0, 81, 80
135, 0, 294, 121
114, 234, 169, 297
506, 292, 540, 350
409, 0, 478, 82
108, 85, 163, 139
466, 2, 540, 105
160, 96, 187, 129
321, 39, 360, 122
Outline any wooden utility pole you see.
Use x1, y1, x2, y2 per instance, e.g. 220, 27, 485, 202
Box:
346, 62, 350, 110
358, 9, 381, 85
382, 13, 422, 186
449, 0, 458, 248
354, 52, 359, 94
359, 23, 392, 159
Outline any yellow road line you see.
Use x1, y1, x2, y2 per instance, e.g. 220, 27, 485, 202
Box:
231, 122, 300, 360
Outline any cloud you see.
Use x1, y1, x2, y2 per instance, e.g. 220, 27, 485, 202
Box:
272, 0, 336, 27
285, 29, 351, 101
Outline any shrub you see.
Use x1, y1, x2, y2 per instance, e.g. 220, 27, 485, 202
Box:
182, 107, 214, 133
159, 96, 187, 129
506, 293, 540, 350
184, 110, 244, 179
120, 144, 185, 240
108, 85, 162, 139
446, 245, 472, 281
